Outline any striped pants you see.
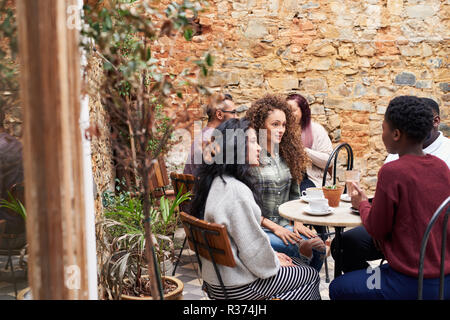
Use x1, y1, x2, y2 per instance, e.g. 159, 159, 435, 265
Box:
203, 258, 321, 300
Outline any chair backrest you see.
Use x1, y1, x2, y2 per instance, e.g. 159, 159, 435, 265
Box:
180, 211, 236, 299
148, 156, 170, 192
170, 172, 196, 196
322, 142, 354, 192
418, 196, 450, 300
180, 211, 236, 268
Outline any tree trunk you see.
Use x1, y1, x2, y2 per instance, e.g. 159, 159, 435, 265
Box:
141, 166, 163, 300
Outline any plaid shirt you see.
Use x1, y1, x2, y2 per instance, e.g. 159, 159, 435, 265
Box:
249, 151, 301, 227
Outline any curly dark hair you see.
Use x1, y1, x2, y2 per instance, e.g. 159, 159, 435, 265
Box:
385, 96, 434, 143
421, 97, 439, 115
246, 94, 308, 182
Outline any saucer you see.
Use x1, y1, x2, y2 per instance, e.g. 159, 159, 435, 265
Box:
341, 194, 351, 202
300, 195, 324, 203
304, 205, 334, 216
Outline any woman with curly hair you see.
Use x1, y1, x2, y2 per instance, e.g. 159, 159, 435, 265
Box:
246, 94, 326, 272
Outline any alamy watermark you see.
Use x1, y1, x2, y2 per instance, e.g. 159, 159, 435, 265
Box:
366, 265, 381, 290
65, 264, 81, 290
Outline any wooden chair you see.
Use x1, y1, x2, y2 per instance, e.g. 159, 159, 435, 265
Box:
180, 211, 236, 299
148, 156, 174, 199
169, 172, 196, 213
170, 172, 196, 276
418, 196, 450, 300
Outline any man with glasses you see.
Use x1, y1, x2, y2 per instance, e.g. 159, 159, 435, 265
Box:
183, 93, 237, 176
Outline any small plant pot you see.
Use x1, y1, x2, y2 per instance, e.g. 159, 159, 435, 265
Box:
322, 186, 344, 207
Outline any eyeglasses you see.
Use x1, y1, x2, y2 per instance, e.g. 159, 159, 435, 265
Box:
222, 110, 238, 114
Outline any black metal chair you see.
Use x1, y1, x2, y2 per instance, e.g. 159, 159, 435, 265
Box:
418, 196, 450, 300
180, 211, 236, 299
321, 142, 354, 282
322, 142, 354, 190
170, 173, 196, 276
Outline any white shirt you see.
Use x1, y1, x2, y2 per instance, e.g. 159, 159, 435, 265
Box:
385, 131, 450, 169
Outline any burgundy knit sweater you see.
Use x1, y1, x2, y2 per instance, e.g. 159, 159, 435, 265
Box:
360, 154, 450, 278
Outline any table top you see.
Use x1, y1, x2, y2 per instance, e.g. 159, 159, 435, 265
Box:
279, 199, 362, 228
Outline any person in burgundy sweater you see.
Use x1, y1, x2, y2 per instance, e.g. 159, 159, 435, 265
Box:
329, 96, 450, 300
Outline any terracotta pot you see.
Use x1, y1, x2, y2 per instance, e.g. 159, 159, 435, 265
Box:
121, 275, 184, 300
322, 186, 344, 207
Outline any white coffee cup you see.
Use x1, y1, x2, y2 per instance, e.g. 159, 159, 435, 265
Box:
309, 198, 330, 212
302, 187, 324, 199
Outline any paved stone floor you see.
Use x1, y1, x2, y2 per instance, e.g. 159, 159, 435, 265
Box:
0, 255, 28, 300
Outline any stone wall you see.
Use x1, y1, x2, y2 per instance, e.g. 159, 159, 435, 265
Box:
84, 55, 115, 220
161, 0, 449, 192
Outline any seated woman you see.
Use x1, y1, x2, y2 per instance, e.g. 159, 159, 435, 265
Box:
286, 93, 333, 190
190, 118, 321, 300
329, 96, 450, 300
246, 94, 326, 272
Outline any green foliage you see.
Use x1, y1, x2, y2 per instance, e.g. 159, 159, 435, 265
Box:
0, 190, 26, 221
151, 188, 191, 237
100, 186, 191, 294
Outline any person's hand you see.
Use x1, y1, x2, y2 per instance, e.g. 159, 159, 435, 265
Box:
274, 225, 302, 246
299, 237, 326, 259
350, 182, 368, 209
276, 252, 294, 267
293, 221, 317, 239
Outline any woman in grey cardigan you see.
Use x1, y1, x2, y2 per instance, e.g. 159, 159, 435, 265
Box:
190, 118, 320, 300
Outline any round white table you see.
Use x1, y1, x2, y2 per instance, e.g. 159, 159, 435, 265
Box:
279, 198, 362, 280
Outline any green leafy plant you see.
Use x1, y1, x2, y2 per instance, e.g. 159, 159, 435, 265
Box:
323, 184, 339, 190
99, 187, 191, 299
0, 190, 26, 221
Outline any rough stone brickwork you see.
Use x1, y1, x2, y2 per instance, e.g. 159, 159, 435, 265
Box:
159, 0, 449, 192
84, 55, 115, 221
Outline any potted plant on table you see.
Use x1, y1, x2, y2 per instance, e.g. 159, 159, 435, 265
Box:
322, 184, 344, 207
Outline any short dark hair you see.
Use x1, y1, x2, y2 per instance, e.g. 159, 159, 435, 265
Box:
224, 93, 233, 101
206, 93, 233, 121
385, 96, 434, 143
421, 97, 439, 115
